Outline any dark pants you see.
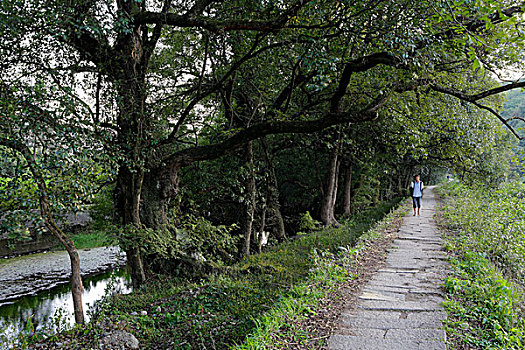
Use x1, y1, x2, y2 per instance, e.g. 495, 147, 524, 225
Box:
412, 196, 421, 208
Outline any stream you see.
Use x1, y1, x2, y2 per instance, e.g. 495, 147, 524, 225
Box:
0, 247, 132, 345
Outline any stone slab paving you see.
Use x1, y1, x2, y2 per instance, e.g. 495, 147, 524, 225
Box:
328, 186, 448, 350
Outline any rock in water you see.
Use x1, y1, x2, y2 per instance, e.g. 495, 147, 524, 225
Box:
99, 330, 139, 349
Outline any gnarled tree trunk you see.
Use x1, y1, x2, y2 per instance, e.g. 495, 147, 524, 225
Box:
116, 166, 147, 288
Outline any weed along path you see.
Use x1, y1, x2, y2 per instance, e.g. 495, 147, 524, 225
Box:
328, 186, 448, 350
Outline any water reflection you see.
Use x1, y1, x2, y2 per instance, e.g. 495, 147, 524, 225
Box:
0, 268, 132, 344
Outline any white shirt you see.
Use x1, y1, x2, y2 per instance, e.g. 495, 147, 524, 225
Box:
411, 181, 423, 197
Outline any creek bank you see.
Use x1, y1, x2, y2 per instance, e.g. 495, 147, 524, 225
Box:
0, 211, 92, 257
0, 232, 59, 258
0, 246, 126, 306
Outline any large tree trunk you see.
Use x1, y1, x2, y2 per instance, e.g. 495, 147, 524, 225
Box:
115, 144, 181, 286
114, 65, 148, 287
114, 87, 148, 288
116, 166, 147, 288
108, 0, 162, 287
241, 141, 256, 257
140, 165, 180, 230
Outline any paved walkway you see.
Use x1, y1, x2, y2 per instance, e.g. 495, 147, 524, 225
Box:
328, 186, 448, 350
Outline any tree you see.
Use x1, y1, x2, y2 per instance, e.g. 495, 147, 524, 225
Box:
2, 0, 525, 286
0, 83, 115, 324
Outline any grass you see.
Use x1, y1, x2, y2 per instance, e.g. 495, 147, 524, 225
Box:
18, 198, 405, 349
50, 229, 117, 251
442, 252, 525, 349
84, 200, 404, 349
236, 201, 409, 349
71, 230, 116, 249
436, 181, 525, 349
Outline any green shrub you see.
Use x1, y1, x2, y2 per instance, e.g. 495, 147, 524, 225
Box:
443, 252, 525, 349
82, 200, 402, 349
297, 211, 320, 232
438, 180, 525, 349
118, 214, 238, 265
89, 185, 115, 230
439, 181, 525, 279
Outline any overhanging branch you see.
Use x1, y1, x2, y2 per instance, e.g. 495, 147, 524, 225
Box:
159, 94, 391, 170
135, 0, 308, 32
430, 83, 525, 140
470, 101, 523, 140
431, 80, 525, 102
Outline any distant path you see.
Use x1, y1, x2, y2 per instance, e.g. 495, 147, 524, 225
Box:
328, 186, 448, 350
0, 246, 125, 306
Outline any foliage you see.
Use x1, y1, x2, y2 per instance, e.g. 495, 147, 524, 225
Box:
88, 185, 116, 231
117, 214, 239, 265
65, 200, 401, 349
438, 180, 525, 349
297, 211, 320, 232
169, 214, 239, 264
2, 0, 524, 279
443, 252, 525, 349
236, 200, 408, 349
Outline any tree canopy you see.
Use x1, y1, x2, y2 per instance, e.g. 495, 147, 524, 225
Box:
1, 0, 525, 288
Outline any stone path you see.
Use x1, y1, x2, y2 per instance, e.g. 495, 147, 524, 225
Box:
328, 186, 448, 350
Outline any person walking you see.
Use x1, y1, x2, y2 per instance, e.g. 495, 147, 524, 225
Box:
410, 174, 424, 216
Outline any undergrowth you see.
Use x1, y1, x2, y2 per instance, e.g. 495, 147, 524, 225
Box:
235, 200, 408, 349
437, 181, 525, 349
68, 199, 403, 349
16, 199, 405, 349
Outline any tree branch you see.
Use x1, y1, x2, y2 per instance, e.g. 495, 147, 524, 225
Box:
143, 0, 172, 66
134, 0, 308, 32
331, 52, 401, 112
430, 83, 525, 140
431, 80, 525, 102
159, 94, 390, 170
470, 101, 523, 140
161, 33, 270, 145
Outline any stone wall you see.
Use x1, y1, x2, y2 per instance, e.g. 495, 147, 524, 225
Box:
0, 232, 59, 257
0, 210, 91, 257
